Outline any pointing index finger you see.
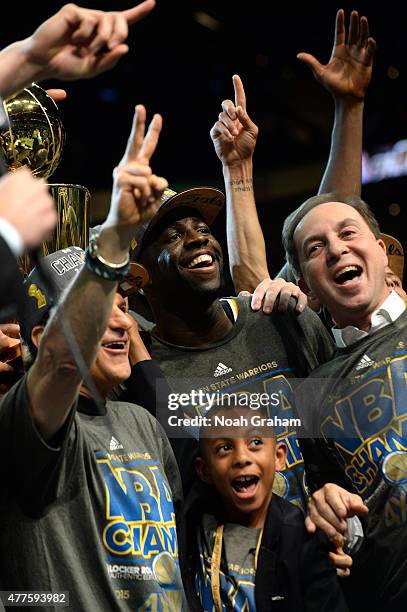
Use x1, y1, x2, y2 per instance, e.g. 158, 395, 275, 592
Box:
233, 74, 246, 111
122, 0, 156, 25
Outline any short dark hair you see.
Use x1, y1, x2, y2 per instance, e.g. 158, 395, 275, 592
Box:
282, 193, 382, 279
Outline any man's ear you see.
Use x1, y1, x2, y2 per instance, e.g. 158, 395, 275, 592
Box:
31, 325, 45, 349
377, 239, 389, 267
275, 441, 287, 472
195, 455, 213, 485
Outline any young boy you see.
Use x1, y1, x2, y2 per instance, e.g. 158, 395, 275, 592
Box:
178, 404, 348, 612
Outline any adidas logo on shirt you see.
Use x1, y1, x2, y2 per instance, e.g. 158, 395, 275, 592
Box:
356, 354, 374, 371
109, 436, 124, 451
214, 362, 233, 377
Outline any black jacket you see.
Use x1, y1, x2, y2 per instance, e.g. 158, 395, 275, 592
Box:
0, 236, 24, 321
178, 481, 348, 612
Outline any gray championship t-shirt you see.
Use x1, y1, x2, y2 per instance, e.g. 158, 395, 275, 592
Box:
0, 376, 185, 611
150, 296, 333, 512
197, 513, 260, 612
298, 309, 407, 608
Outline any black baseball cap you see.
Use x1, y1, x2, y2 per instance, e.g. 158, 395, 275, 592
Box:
131, 187, 225, 261
21, 247, 84, 341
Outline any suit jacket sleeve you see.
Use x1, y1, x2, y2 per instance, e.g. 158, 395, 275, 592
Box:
0, 236, 23, 314
301, 530, 349, 612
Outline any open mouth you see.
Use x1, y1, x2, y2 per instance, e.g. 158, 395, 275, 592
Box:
334, 265, 362, 285
231, 475, 259, 497
186, 254, 214, 269
102, 341, 126, 351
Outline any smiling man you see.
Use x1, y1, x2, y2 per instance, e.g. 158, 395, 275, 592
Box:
287, 194, 391, 334
135, 188, 227, 313
282, 192, 407, 611
21, 247, 136, 394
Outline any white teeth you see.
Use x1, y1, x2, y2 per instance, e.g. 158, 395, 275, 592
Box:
103, 342, 124, 349
232, 475, 259, 490
187, 254, 213, 268
335, 265, 360, 280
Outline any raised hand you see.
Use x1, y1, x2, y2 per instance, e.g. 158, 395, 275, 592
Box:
297, 9, 376, 101
108, 104, 167, 232
210, 74, 258, 167
26, 1, 155, 81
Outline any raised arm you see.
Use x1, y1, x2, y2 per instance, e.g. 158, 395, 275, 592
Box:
27, 104, 167, 439
210, 74, 268, 293
298, 9, 376, 196
0, 1, 155, 98
211, 76, 308, 310
273, 10, 376, 285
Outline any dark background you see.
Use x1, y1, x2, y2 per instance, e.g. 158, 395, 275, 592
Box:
5, 0, 407, 279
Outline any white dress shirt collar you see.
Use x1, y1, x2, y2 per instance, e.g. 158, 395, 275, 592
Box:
332, 291, 406, 348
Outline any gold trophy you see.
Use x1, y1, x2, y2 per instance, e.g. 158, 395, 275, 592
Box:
45, 184, 90, 258
1, 83, 90, 275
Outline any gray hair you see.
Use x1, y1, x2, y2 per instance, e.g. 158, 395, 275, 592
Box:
282, 192, 381, 279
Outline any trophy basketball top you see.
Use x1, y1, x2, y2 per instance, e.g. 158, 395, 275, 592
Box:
1, 83, 65, 179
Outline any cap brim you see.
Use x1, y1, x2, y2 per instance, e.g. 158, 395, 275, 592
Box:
381, 233, 404, 280
134, 187, 225, 260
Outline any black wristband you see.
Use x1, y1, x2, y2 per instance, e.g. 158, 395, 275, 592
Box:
85, 247, 130, 281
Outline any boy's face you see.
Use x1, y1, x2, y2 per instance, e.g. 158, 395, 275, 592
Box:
196, 409, 286, 528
